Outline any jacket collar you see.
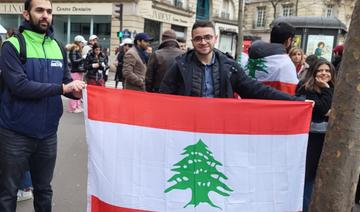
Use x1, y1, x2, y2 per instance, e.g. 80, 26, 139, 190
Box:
19, 21, 55, 41
158, 39, 180, 50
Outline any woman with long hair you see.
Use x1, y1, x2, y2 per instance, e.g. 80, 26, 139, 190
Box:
296, 59, 336, 212
67, 35, 86, 113
289, 47, 308, 79
84, 43, 108, 86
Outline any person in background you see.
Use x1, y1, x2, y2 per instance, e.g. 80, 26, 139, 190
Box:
177, 37, 187, 51
67, 35, 86, 113
146, 46, 153, 57
332, 44, 344, 72
84, 43, 108, 86
245, 21, 298, 95
82, 34, 98, 58
114, 38, 133, 88
102, 48, 110, 82
296, 59, 336, 212
17, 172, 33, 201
146, 29, 184, 92
289, 47, 308, 79
123, 33, 152, 91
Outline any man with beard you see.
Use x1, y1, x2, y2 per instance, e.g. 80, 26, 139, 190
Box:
159, 21, 302, 101
0, 0, 85, 211
244, 22, 299, 95
123, 33, 152, 91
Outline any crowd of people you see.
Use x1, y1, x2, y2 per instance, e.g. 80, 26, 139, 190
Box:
0, 0, 358, 212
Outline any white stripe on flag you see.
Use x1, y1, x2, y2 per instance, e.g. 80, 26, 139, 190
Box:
86, 119, 307, 212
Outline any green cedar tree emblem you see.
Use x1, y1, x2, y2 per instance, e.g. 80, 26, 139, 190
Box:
245, 58, 268, 79
164, 139, 233, 209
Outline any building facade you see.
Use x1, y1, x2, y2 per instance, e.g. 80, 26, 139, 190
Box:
0, 0, 197, 55
0, 0, 243, 56
243, 0, 356, 42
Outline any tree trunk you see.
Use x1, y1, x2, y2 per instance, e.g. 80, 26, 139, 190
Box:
309, 0, 360, 211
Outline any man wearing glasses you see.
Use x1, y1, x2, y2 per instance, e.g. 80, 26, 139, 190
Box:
159, 20, 302, 101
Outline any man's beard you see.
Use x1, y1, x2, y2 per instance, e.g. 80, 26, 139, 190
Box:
29, 13, 50, 34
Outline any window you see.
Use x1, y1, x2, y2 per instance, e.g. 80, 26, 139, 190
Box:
256, 7, 266, 27
282, 5, 294, 16
221, 0, 230, 19
144, 19, 161, 49
174, 0, 183, 8
196, 0, 210, 20
325, 5, 333, 17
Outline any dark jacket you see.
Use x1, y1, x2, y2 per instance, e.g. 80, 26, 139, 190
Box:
145, 40, 184, 92
115, 48, 125, 81
84, 51, 107, 81
160, 49, 302, 101
0, 21, 73, 139
296, 82, 333, 122
69, 48, 85, 73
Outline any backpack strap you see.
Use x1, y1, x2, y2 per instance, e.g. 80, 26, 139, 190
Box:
53, 38, 66, 61
13, 33, 27, 64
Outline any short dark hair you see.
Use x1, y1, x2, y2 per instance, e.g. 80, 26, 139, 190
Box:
92, 43, 102, 50
25, 0, 32, 11
25, 0, 51, 11
270, 22, 295, 44
192, 21, 215, 34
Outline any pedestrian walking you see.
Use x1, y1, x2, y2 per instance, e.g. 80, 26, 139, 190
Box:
146, 29, 184, 92
123, 33, 152, 91
159, 20, 302, 101
0, 0, 85, 211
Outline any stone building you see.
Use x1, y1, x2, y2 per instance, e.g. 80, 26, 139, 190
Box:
0, 0, 197, 55
243, 0, 356, 42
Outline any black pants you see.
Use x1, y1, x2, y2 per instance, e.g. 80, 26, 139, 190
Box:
0, 128, 57, 212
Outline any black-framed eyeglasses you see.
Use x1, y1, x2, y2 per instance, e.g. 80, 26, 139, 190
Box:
192, 34, 214, 43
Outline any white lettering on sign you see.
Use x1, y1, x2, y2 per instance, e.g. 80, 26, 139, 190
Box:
151, 10, 188, 25
0, 4, 24, 14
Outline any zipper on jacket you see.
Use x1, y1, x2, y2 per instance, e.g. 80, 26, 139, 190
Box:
42, 36, 48, 134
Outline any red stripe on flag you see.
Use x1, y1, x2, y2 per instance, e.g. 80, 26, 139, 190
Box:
261, 81, 297, 95
91, 196, 151, 212
86, 86, 312, 135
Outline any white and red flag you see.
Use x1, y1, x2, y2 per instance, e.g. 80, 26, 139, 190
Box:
84, 85, 312, 212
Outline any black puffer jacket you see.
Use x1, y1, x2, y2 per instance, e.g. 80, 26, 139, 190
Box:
296, 82, 334, 122
69, 49, 85, 73
84, 51, 107, 80
160, 49, 302, 101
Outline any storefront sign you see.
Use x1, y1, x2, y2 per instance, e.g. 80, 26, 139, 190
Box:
0, 3, 111, 15
151, 10, 189, 26
0, 4, 24, 14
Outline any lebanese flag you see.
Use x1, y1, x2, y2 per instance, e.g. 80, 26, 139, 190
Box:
84, 85, 312, 212
245, 54, 299, 95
